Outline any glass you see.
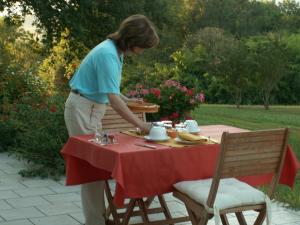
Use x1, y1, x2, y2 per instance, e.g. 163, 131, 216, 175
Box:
95, 124, 102, 143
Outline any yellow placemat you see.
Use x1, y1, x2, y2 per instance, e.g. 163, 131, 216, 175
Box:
121, 130, 217, 148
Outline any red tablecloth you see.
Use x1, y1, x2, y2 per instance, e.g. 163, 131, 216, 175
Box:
61, 125, 300, 207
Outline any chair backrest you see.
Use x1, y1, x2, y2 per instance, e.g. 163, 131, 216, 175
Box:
206, 128, 289, 207
102, 105, 146, 132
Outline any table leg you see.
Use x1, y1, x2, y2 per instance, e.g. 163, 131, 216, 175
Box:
104, 181, 121, 225
137, 199, 150, 224
122, 199, 137, 225
158, 195, 174, 225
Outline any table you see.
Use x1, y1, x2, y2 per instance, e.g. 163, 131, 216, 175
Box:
61, 125, 300, 224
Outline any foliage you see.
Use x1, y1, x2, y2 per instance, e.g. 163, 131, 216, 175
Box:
9, 95, 68, 179
279, 0, 300, 33
246, 34, 292, 109
0, 118, 20, 152
38, 29, 88, 93
192, 0, 282, 37
0, 17, 46, 105
127, 80, 202, 122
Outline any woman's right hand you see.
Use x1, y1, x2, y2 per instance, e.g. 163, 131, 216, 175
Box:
139, 122, 152, 134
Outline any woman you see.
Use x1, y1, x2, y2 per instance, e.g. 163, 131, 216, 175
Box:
64, 14, 159, 225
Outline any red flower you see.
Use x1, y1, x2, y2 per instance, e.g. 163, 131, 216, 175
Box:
141, 89, 149, 95
150, 88, 161, 97
128, 90, 137, 97
50, 106, 57, 113
186, 89, 194, 96
171, 112, 179, 119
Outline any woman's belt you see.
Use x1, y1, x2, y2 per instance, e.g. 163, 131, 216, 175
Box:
71, 89, 84, 97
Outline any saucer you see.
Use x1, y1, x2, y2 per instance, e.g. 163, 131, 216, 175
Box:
144, 136, 170, 142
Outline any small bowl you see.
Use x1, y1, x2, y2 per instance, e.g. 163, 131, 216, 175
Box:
167, 129, 177, 138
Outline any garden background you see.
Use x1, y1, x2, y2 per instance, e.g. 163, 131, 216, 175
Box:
0, 0, 300, 209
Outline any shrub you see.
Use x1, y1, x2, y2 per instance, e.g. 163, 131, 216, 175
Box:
9, 95, 68, 179
127, 80, 201, 122
0, 118, 20, 152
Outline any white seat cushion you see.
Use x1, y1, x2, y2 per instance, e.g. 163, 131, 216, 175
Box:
174, 178, 266, 211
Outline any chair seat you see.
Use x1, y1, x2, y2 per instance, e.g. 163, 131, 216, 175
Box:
174, 178, 266, 212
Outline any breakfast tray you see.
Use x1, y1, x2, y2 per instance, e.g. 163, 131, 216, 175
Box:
127, 102, 159, 113
121, 130, 218, 148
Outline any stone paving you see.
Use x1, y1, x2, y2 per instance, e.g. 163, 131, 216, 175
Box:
0, 152, 300, 225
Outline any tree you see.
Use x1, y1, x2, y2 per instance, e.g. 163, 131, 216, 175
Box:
195, 0, 282, 37
246, 34, 291, 109
39, 29, 88, 93
279, 0, 300, 32
187, 28, 252, 107
0, 17, 44, 104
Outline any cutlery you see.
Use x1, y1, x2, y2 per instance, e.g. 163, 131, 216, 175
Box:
134, 143, 157, 149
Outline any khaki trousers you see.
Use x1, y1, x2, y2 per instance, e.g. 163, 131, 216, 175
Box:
64, 92, 107, 225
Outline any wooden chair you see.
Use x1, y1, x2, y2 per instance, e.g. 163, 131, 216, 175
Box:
173, 128, 289, 225
102, 105, 146, 132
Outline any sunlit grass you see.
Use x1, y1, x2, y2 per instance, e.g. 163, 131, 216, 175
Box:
192, 104, 300, 209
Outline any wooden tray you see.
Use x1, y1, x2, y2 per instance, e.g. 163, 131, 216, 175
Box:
127, 102, 159, 113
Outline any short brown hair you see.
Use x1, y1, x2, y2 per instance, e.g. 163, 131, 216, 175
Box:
107, 14, 159, 51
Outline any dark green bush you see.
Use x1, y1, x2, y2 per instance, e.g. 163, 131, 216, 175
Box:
0, 119, 20, 152
9, 95, 68, 179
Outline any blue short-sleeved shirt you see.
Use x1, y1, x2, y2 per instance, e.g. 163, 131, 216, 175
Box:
69, 39, 123, 104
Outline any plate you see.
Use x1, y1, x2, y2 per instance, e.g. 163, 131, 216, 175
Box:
144, 135, 170, 142
188, 128, 201, 134
174, 137, 199, 145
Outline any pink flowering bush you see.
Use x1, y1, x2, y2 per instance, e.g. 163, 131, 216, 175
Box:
127, 80, 202, 122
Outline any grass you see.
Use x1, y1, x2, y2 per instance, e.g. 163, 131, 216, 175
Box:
192, 104, 300, 209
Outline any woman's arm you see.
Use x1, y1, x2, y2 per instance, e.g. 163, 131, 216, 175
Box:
108, 93, 150, 133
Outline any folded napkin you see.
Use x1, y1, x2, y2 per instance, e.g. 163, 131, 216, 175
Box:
177, 132, 207, 142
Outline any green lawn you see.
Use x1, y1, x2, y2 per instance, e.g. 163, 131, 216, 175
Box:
192, 104, 300, 209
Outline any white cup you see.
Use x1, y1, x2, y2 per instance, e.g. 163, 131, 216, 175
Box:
152, 121, 164, 127
149, 126, 168, 140
161, 120, 172, 125
184, 120, 199, 133
175, 127, 188, 132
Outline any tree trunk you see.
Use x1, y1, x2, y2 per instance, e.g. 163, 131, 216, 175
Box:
263, 91, 270, 110
235, 89, 242, 109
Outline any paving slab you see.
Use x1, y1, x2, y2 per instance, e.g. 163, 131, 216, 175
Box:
0, 219, 33, 225
0, 207, 45, 221
29, 215, 81, 225
6, 196, 51, 208
14, 187, 55, 197
37, 202, 82, 216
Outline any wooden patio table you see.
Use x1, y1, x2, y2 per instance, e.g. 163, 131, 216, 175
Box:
61, 125, 300, 225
